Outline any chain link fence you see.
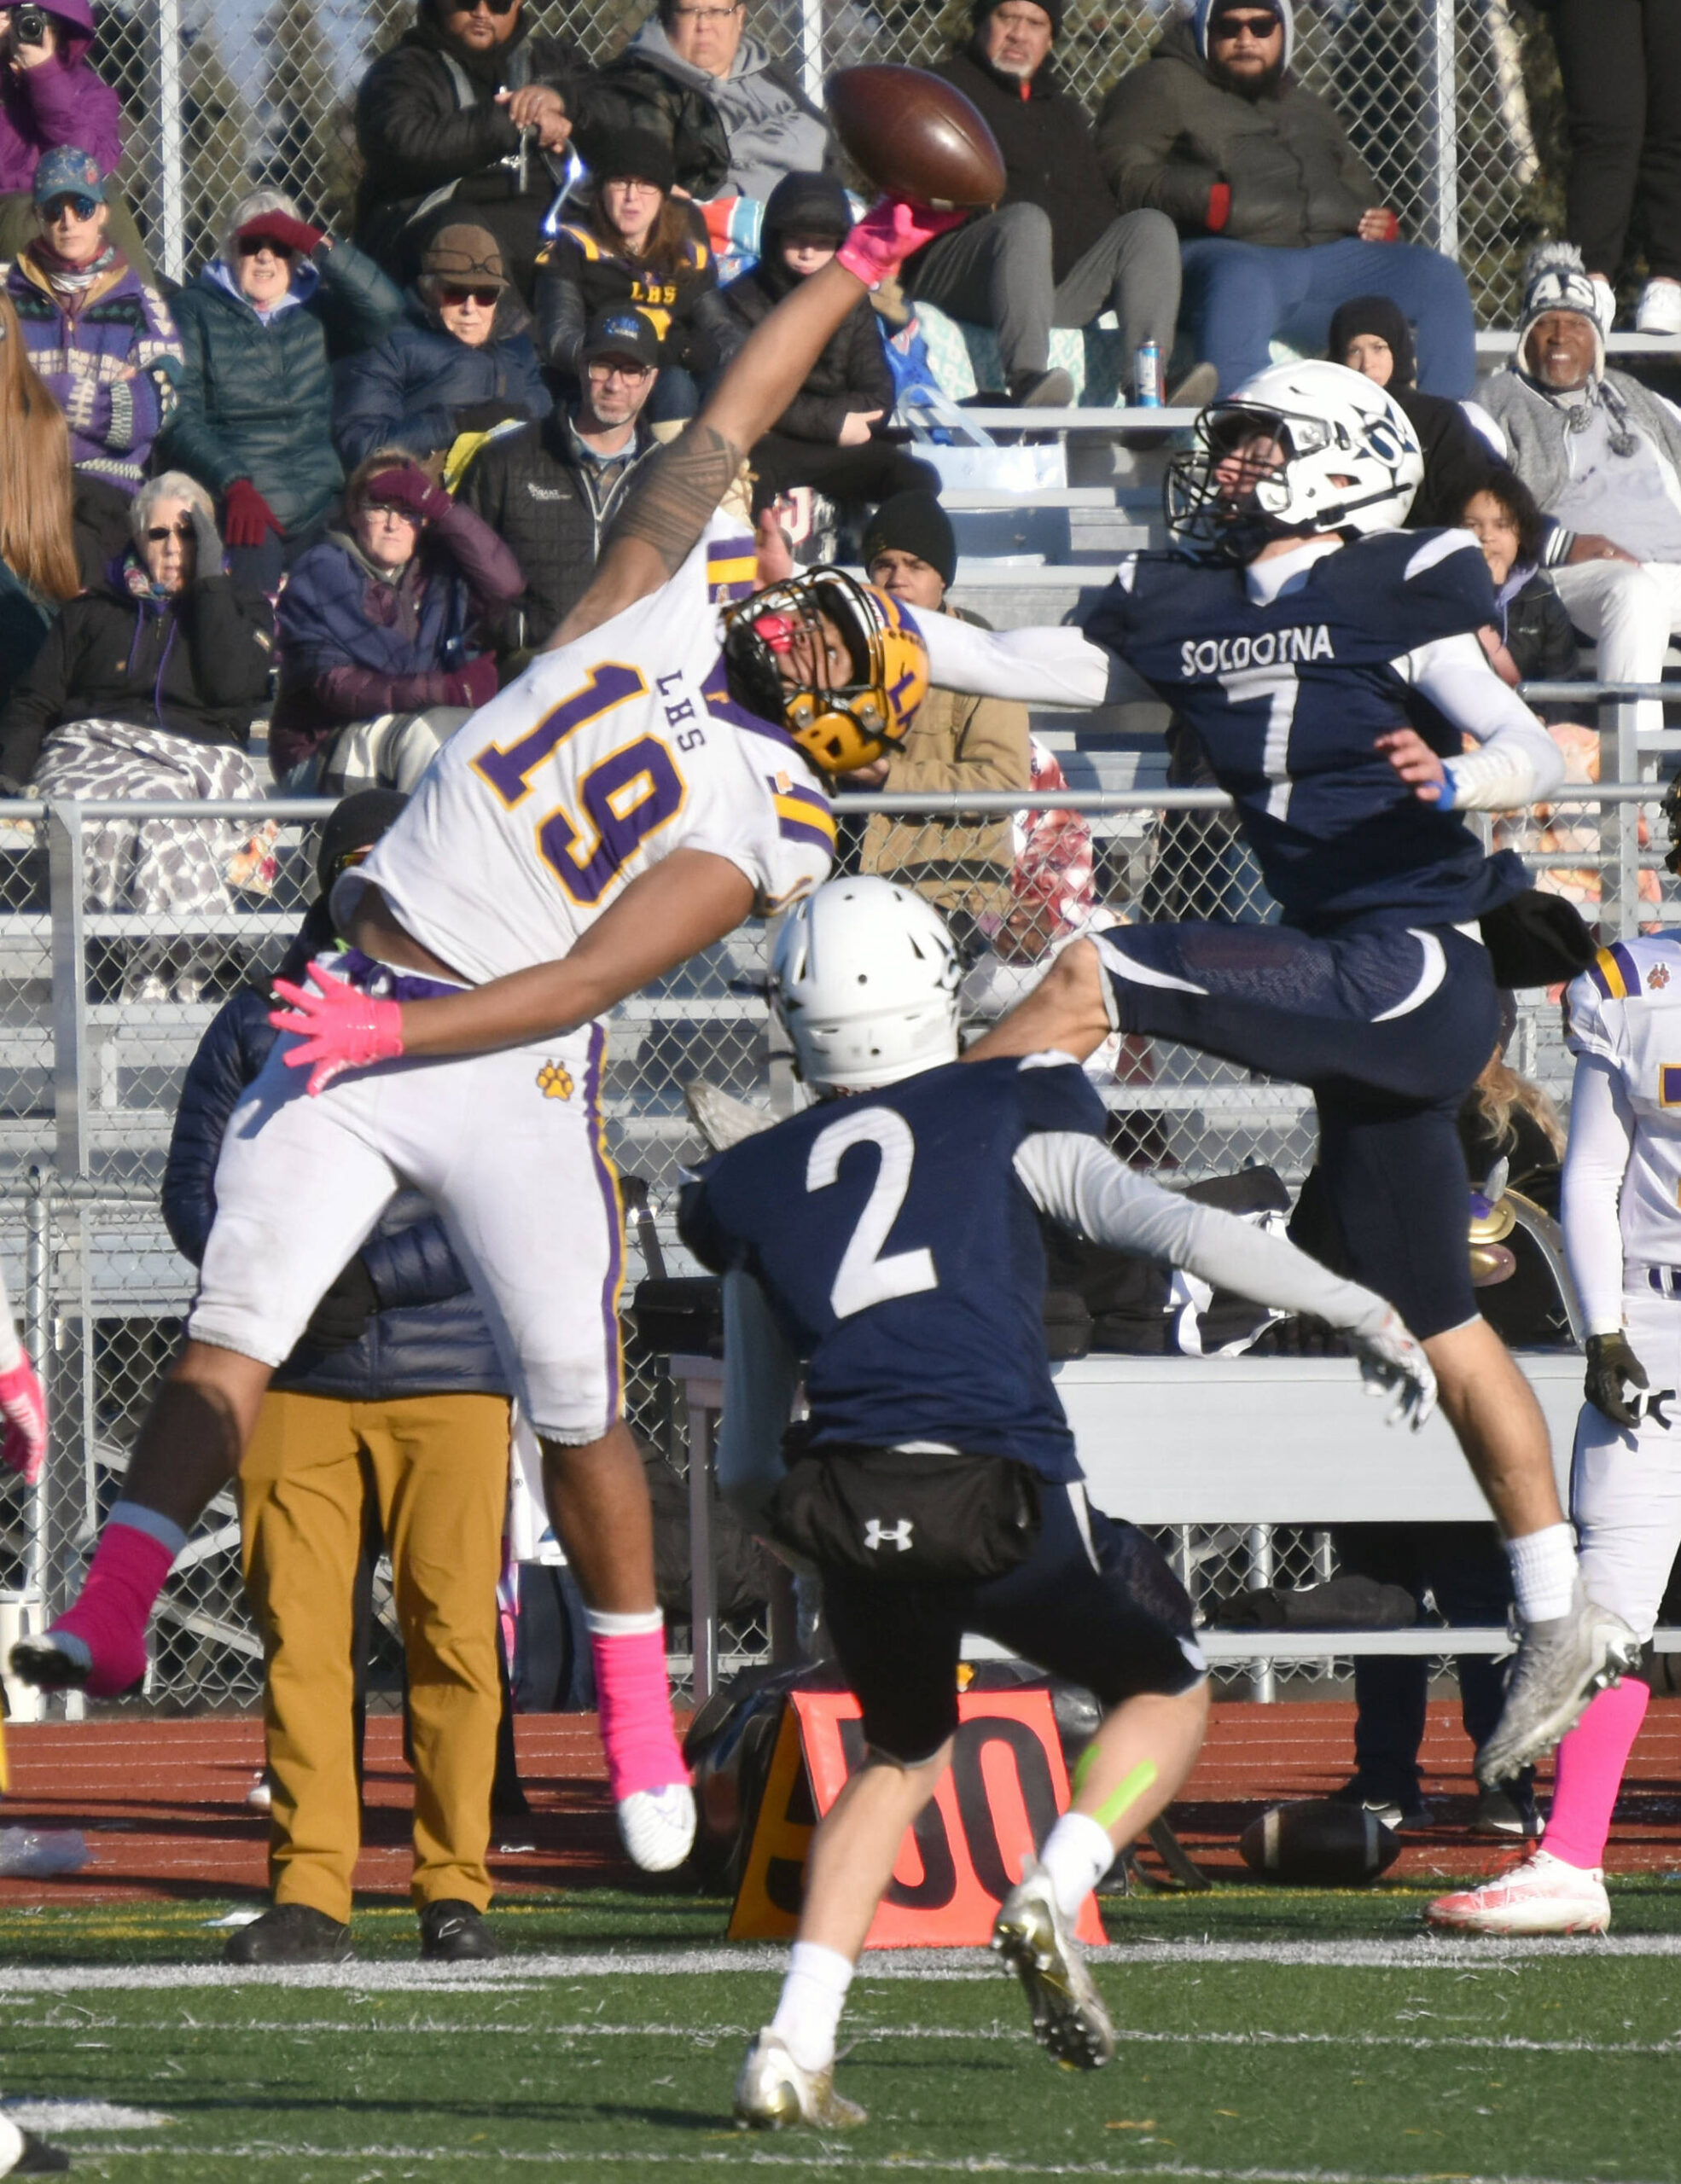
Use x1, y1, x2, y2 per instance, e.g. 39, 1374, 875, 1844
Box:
0, 776, 1668, 1716
86, 0, 1555, 320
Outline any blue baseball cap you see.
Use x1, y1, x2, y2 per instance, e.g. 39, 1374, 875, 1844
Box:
33, 144, 105, 209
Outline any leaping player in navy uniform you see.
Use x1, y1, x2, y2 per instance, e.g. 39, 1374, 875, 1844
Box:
681, 875, 1436, 2129
904, 358, 1637, 1786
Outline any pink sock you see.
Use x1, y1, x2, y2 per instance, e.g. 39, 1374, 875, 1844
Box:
55, 1520, 177, 1697
1541, 1677, 1651, 1871
590, 1620, 689, 1802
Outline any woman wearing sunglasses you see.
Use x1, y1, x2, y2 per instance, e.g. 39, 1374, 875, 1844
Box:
333, 221, 550, 475
0, 470, 276, 1001
160, 187, 404, 594
536, 126, 736, 422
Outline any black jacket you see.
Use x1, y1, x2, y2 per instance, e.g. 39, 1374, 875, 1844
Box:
721, 266, 892, 444
353, 7, 592, 257
1498, 566, 1579, 689
1393, 387, 1497, 531
927, 44, 1120, 285
459, 406, 658, 659
0, 572, 274, 788
163, 915, 509, 1402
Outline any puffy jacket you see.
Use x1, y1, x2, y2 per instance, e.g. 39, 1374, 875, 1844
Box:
1095, 11, 1377, 249
534, 213, 733, 381
353, 3, 591, 258
1497, 566, 1579, 688
458, 405, 656, 659
721, 177, 892, 442
163, 916, 509, 1402
590, 19, 832, 204
0, 0, 122, 193
334, 286, 551, 470
269, 505, 521, 776
0, 571, 273, 787
924, 45, 1121, 286
160, 247, 404, 537
5, 247, 182, 490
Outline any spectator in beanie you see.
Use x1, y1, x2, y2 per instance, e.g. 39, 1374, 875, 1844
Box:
722, 172, 938, 512
270, 449, 521, 793
162, 189, 404, 594
1326, 293, 1498, 529
4, 146, 182, 517
1097, 0, 1476, 396
460, 305, 660, 670
535, 127, 733, 423
334, 222, 550, 473
852, 490, 1030, 921
353, 0, 590, 301
902, 0, 1184, 410
588, 0, 832, 206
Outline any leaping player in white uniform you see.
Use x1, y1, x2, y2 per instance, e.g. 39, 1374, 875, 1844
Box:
1430, 903, 1681, 1933
9, 192, 961, 1873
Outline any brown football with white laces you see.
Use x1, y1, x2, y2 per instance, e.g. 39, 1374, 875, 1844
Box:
825, 65, 1006, 211
1238, 1798, 1402, 1885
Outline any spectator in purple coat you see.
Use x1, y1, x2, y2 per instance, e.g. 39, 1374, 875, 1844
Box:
270, 449, 522, 792
0, 1, 153, 273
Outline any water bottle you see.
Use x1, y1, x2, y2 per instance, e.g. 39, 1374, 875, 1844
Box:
1134, 340, 1163, 409
0, 1826, 88, 1877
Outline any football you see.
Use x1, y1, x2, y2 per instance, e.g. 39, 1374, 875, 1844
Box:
826, 64, 1007, 212
1237, 1798, 1403, 1885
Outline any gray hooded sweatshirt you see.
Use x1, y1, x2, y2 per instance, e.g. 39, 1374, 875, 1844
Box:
626, 16, 831, 201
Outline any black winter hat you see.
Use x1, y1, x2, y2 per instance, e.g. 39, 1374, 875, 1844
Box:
863, 491, 957, 591
762, 170, 854, 247
317, 790, 409, 896
1325, 293, 1418, 391
582, 125, 676, 195
971, 0, 1063, 38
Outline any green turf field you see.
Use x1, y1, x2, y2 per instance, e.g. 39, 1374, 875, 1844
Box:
5, 1883, 1681, 2181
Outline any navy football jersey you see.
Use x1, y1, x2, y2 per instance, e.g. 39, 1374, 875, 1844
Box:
678, 1055, 1107, 1482
1082, 528, 1529, 933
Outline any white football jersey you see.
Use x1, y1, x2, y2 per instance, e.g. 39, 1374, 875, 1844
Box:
338, 520, 835, 985
1566, 934, 1681, 1270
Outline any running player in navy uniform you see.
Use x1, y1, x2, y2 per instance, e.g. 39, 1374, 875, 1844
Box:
680, 876, 1435, 2130
906, 360, 1637, 1787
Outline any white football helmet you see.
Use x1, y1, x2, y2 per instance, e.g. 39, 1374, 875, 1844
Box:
1166, 358, 1424, 562
771, 877, 963, 1092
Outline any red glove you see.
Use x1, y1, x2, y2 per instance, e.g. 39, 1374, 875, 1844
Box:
1364, 207, 1401, 241
270, 964, 405, 1096
365, 465, 451, 525
0, 1353, 46, 1488
445, 653, 499, 709
224, 478, 281, 549
1207, 182, 1231, 232
236, 212, 325, 258
836, 196, 968, 291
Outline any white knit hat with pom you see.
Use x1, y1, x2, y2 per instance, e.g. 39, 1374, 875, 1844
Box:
1516, 240, 1608, 380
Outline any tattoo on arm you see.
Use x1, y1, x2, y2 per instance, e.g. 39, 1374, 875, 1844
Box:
609, 425, 745, 578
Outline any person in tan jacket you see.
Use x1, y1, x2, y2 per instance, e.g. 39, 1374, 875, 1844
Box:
851, 491, 1030, 924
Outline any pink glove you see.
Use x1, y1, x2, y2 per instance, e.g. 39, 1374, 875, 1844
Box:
365, 464, 451, 525
269, 965, 405, 1096
224, 478, 282, 549
0, 1353, 46, 1488
836, 196, 968, 291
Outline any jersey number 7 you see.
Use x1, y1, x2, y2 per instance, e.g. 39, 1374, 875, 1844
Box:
808, 1108, 937, 1319
473, 661, 689, 904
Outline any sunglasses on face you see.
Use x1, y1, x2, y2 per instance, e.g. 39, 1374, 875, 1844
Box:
44, 195, 98, 223
448, 0, 517, 17
441, 285, 500, 308
146, 520, 195, 543
237, 235, 294, 259
1211, 11, 1280, 35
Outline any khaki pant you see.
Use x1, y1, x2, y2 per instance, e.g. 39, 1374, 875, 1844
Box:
240, 1389, 511, 1924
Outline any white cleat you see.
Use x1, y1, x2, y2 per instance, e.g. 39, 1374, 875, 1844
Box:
1426, 1846, 1610, 1936
1475, 1583, 1640, 1787
732, 2028, 866, 2130
683, 1078, 777, 1153
991, 1859, 1114, 2071
616, 1783, 696, 1873
1635, 278, 1681, 334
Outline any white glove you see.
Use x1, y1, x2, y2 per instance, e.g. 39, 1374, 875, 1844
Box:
1347, 1304, 1437, 1432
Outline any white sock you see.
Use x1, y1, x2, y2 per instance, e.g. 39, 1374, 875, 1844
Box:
1038, 1810, 1117, 1918
583, 1606, 664, 1639
108, 1501, 189, 1558
771, 1941, 854, 2074
1506, 1522, 1578, 1623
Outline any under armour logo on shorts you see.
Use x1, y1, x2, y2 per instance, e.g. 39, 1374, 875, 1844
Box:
537, 1062, 574, 1100
863, 1517, 914, 1554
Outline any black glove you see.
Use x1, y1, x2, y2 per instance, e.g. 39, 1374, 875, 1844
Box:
453, 399, 528, 435
302, 1256, 380, 1353
1585, 1330, 1648, 1428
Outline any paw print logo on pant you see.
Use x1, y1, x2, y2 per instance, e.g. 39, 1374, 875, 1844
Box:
538, 1062, 574, 1101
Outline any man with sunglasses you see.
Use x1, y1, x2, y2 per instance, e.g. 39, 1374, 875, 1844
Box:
10, 186, 965, 1881
353, 0, 590, 301
1096, 0, 1475, 399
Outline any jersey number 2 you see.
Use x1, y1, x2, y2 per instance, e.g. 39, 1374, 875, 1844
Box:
806, 1108, 936, 1320
472, 661, 687, 904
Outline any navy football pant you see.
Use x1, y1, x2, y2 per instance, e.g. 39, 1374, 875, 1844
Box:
1094, 921, 1499, 1339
